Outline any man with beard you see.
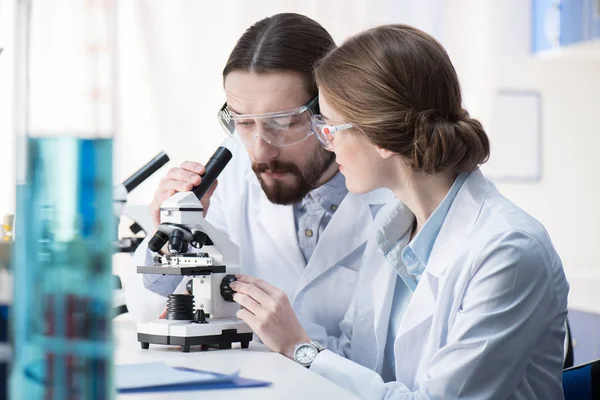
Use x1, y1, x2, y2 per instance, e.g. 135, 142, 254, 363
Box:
125, 13, 391, 343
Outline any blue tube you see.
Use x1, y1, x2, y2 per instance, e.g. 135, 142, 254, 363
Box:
10, 137, 114, 400
0, 303, 8, 400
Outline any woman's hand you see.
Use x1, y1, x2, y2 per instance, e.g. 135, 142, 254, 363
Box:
230, 274, 311, 359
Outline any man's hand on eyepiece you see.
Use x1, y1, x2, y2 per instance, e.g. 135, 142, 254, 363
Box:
149, 161, 218, 225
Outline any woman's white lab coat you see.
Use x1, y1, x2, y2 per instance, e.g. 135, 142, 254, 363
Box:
311, 170, 569, 399
125, 138, 391, 341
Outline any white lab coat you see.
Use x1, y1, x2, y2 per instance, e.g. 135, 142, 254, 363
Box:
125, 137, 392, 342
311, 169, 569, 400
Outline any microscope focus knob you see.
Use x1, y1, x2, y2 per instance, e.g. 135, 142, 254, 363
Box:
186, 279, 193, 295
220, 275, 237, 302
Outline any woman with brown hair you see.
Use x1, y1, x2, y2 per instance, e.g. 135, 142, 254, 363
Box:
229, 24, 569, 399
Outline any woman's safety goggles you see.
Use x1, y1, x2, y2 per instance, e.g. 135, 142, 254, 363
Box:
217, 97, 319, 147
310, 114, 354, 150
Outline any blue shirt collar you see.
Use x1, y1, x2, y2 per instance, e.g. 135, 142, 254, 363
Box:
400, 172, 469, 279
374, 172, 469, 292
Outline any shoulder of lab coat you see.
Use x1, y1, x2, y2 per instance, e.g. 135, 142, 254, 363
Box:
310, 170, 569, 400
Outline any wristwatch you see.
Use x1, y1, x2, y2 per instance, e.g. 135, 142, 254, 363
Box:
292, 340, 325, 368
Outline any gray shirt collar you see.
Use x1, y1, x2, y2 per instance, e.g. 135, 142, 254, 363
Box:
296, 172, 348, 214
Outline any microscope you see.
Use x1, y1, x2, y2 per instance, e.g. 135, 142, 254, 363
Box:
113, 151, 170, 253
113, 152, 169, 316
136, 146, 252, 352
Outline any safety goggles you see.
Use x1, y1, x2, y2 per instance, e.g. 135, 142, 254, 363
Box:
217, 97, 319, 147
310, 114, 354, 150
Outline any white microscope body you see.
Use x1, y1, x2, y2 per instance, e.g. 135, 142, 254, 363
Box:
136, 147, 252, 352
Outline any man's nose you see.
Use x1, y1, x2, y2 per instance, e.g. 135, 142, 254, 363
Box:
251, 134, 279, 164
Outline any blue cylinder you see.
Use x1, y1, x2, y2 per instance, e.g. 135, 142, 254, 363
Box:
10, 0, 116, 398
10, 139, 114, 400
1, 303, 8, 400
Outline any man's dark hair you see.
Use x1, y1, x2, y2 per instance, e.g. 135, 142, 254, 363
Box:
223, 13, 335, 97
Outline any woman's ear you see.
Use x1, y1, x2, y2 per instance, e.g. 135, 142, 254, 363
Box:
376, 146, 396, 159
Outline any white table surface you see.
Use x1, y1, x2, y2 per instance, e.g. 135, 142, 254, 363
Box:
114, 318, 360, 400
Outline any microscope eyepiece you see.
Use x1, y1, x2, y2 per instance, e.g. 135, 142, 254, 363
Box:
148, 230, 169, 253
123, 151, 170, 193
192, 147, 233, 202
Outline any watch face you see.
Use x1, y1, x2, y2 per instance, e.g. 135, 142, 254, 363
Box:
295, 344, 317, 365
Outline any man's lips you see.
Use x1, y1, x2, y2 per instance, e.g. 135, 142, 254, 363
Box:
262, 170, 290, 178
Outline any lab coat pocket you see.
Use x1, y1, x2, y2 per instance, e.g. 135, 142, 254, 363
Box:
395, 313, 434, 389
350, 310, 377, 369
313, 265, 360, 333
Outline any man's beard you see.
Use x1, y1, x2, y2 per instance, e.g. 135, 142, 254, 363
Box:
252, 147, 336, 205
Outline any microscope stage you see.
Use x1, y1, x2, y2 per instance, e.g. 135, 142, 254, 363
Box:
137, 265, 226, 275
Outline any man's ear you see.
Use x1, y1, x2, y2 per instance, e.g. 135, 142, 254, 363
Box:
376, 146, 396, 159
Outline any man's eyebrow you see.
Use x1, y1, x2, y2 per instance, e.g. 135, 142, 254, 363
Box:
227, 105, 242, 115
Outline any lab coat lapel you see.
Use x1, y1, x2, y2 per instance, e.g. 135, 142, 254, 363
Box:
370, 262, 397, 372
386, 266, 438, 389
398, 272, 437, 337
300, 193, 372, 288
252, 179, 306, 276
425, 169, 491, 278
393, 169, 493, 382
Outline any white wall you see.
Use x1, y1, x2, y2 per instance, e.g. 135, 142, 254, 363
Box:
0, 0, 440, 211
2, 0, 598, 312
442, 0, 600, 313
0, 0, 15, 215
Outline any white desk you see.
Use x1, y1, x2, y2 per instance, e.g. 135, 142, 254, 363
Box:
114, 318, 360, 400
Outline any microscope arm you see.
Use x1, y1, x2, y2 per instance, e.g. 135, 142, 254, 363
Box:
120, 204, 156, 236
113, 151, 169, 252
113, 151, 169, 205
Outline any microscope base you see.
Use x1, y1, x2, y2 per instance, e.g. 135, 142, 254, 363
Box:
137, 318, 253, 352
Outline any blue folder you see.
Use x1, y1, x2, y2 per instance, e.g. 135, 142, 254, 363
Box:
116, 364, 271, 394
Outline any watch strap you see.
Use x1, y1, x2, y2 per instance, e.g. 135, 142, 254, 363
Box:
309, 340, 325, 353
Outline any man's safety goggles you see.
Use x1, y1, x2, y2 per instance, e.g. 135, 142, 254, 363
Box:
217, 97, 319, 147
310, 114, 354, 150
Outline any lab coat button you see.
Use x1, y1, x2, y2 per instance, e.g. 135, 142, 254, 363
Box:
305, 229, 313, 237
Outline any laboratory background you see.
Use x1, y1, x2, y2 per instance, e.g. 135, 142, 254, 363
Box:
0, 0, 599, 398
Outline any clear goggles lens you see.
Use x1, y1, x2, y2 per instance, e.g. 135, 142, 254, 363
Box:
310, 115, 354, 150
217, 97, 318, 147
